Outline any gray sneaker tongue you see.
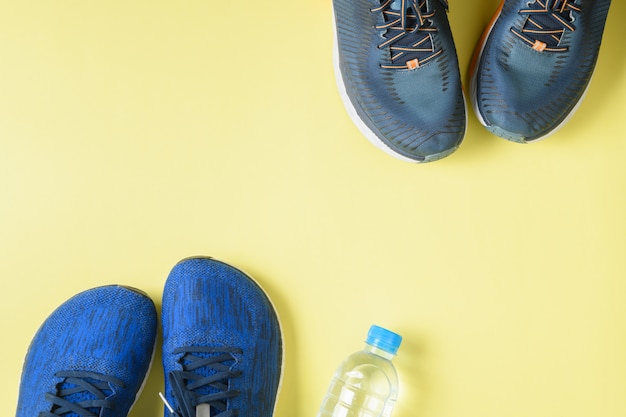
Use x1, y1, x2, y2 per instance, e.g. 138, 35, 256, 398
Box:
390, 0, 402, 9
196, 404, 212, 417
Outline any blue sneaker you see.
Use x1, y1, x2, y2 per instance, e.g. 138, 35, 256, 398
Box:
16, 285, 158, 417
333, 0, 466, 163
470, 0, 612, 142
161, 257, 283, 417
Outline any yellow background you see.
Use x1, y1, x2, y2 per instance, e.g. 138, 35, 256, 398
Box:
1, 1, 625, 416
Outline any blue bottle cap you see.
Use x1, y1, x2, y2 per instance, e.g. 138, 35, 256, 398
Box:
366, 325, 402, 355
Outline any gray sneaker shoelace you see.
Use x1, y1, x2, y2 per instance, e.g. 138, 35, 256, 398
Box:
371, 0, 448, 69
40, 371, 125, 417
511, 0, 581, 52
167, 346, 243, 417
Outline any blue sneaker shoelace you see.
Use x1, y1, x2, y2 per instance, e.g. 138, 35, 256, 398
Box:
511, 0, 581, 52
40, 371, 125, 417
371, 0, 448, 69
166, 346, 243, 417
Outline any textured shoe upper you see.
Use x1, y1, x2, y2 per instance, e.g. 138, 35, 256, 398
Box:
16, 286, 158, 417
334, 0, 466, 161
161, 257, 282, 417
472, 0, 612, 142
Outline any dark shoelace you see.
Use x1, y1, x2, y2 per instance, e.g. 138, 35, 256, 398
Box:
166, 346, 243, 417
511, 0, 581, 52
39, 371, 125, 417
371, 0, 448, 70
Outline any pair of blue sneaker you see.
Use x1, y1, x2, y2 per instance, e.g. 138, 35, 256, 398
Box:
333, 0, 612, 162
16, 257, 283, 417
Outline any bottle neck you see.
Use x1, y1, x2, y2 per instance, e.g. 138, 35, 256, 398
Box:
364, 343, 395, 360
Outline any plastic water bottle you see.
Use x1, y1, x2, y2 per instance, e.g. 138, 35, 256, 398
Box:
316, 325, 402, 417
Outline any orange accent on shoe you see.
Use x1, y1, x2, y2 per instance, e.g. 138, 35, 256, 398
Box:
532, 40, 547, 52
406, 58, 420, 70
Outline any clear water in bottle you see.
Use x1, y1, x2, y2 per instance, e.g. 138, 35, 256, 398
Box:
317, 325, 402, 417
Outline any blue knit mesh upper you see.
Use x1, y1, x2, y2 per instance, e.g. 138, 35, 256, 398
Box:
161, 257, 282, 417
17, 286, 157, 417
